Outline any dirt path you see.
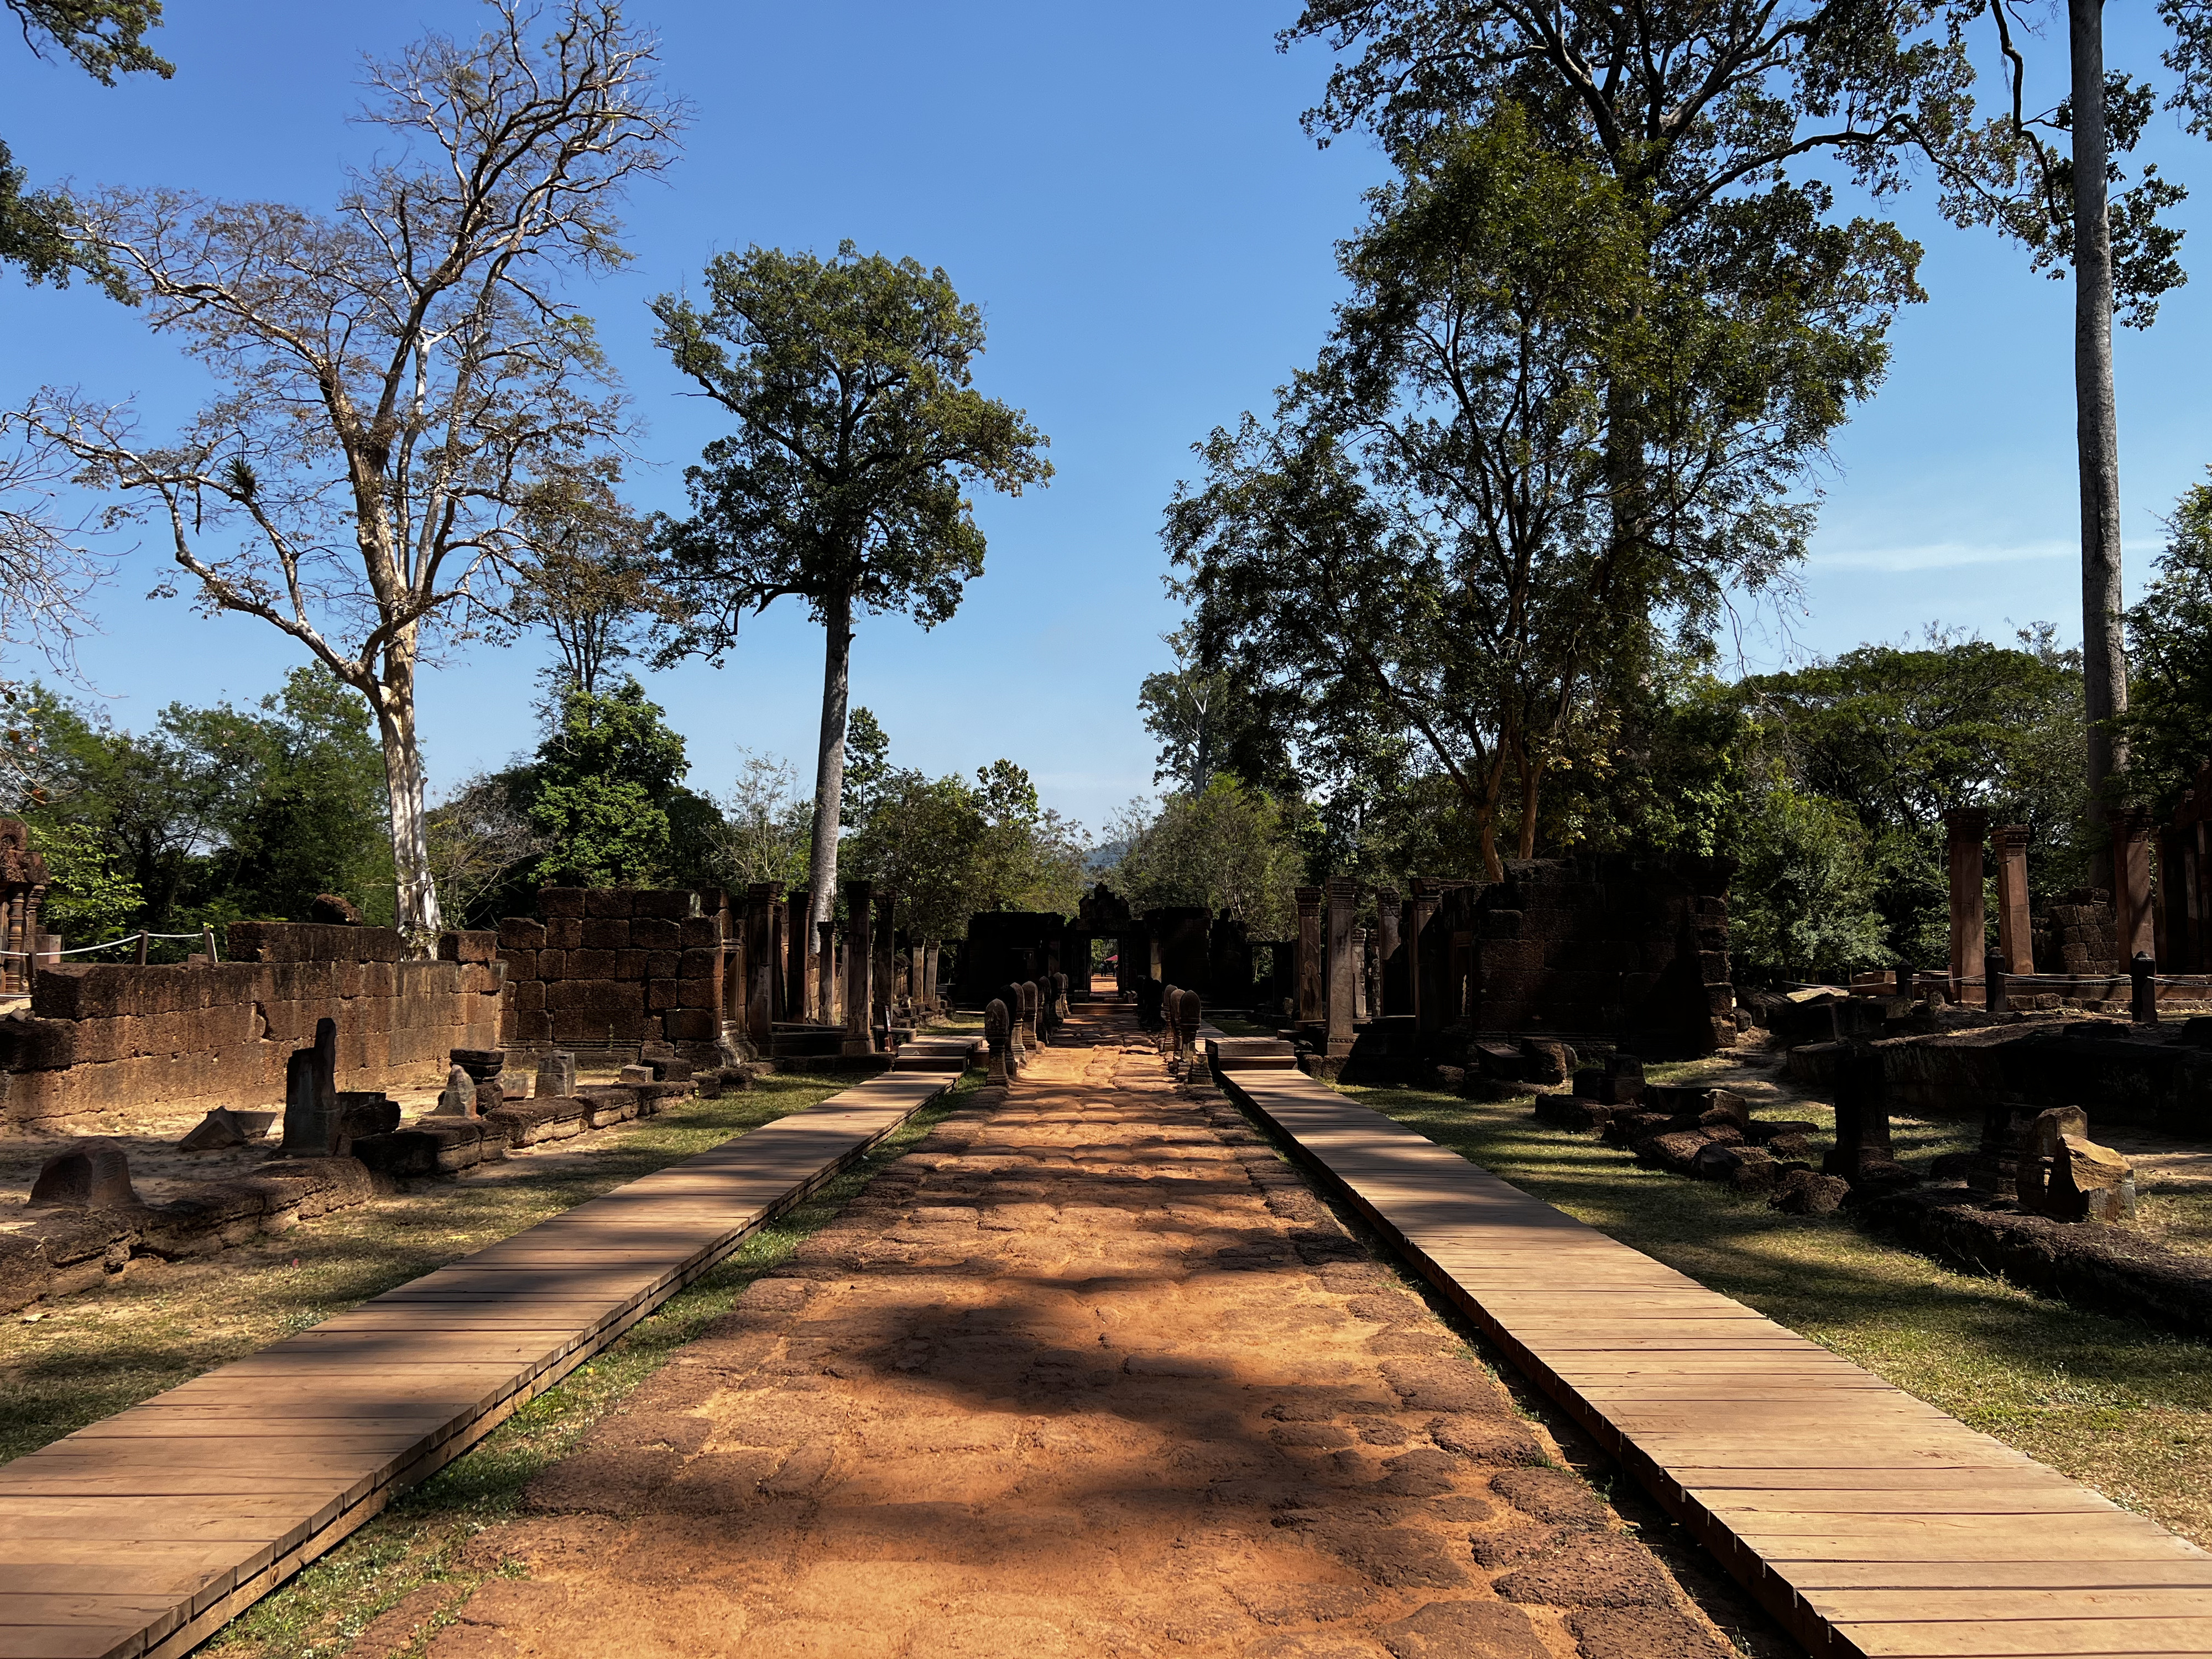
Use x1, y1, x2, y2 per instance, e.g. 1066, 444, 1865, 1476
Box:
407, 1020, 1739, 1659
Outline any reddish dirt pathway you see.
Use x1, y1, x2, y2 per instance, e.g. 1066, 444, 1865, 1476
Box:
422, 1020, 1735, 1658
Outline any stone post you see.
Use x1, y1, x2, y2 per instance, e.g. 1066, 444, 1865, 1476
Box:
1350, 925, 1370, 1021
767, 896, 788, 1022
920, 938, 940, 1011
1374, 889, 1401, 1017
1985, 945, 2009, 1016
744, 883, 776, 1044
817, 920, 838, 1025
1324, 877, 1358, 1061
1295, 886, 1324, 1024
2132, 950, 2159, 1025
1991, 824, 2033, 975
984, 998, 1014, 1086
1943, 808, 1991, 1002
2114, 808, 2156, 966
281, 1018, 342, 1156
1411, 881, 1444, 1037
842, 879, 873, 1056
872, 888, 896, 1046
786, 886, 812, 1021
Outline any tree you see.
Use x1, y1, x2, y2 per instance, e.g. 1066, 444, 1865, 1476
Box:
510, 473, 671, 697
1728, 770, 1891, 987
425, 771, 545, 928
1169, 108, 1910, 876
0, 0, 169, 293
649, 241, 1052, 957
2121, 471, 2212, 815
1105, 778, 1308, 938
517, 676, 714, 889
1137, 626, 1272, 796
23, 1, 684, 945
709, 749, 814, 892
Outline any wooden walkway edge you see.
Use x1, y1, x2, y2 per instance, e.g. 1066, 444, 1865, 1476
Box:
0, 1073, 956, 1659
1214, 1066, 2212, 1659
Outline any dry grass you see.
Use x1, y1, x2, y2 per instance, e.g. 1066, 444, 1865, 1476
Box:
1341, 1064, 2212, 1549
0, 1069, 869, 1465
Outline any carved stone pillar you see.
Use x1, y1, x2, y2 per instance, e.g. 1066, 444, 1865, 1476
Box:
1324, 877, 1359, 1060
1991, 825, 2033, 975
1943, 809, 1990, 1001
1295, 886, 1324, 1024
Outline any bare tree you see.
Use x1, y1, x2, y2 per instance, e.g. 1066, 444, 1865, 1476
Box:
0, 437, 115, 795
22, 1, 684, 944
510, 471, 671, 697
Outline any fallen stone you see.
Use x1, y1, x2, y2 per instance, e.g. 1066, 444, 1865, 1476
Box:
432, 1064, 476, 1117
29, 1140, 139, 1209
1770, 1168, 1850, 1216
178, 1107, 275, 1151
618, 1063, 655, 1085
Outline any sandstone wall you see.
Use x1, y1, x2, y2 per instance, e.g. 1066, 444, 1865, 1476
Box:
495, 886, 727, 1059
0, 924, 503, 1128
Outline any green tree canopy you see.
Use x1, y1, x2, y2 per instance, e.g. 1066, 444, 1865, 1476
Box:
518, 677, 719, 889
650, 241, 1051, 951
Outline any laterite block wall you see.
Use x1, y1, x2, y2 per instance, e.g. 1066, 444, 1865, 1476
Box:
496, 886, 727, 1060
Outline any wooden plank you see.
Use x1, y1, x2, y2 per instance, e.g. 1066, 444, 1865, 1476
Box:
0, 1070, 950, 1659
1214, 1066, 2212, 1659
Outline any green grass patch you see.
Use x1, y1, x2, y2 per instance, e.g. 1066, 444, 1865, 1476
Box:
203, 1068, 983, 1659
1340, 1074, 2212, 1549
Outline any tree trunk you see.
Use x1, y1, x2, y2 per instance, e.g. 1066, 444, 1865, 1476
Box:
2072, 0, 2128, 822
805, 586, 854, 942
373, 632, 443, 949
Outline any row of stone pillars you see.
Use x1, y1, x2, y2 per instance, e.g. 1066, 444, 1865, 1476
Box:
734, 880, 940, 1055
1287, 879, 1445, 1065
1943, 807, 2156, 997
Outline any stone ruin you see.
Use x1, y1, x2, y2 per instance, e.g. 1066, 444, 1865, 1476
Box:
0, 818, 50, 997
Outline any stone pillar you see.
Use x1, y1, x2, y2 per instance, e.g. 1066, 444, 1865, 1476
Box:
1411, 880, 1444, 1036
842, 879, 874, 1055
1943, 809, 1990, 1001
873, 889, 896, 1045
786, 886, 813, 1021
2113, 808, 2156, 966
744, 883, 776, 1042
1351, 925, 1370, 1020
1324, 877, 1358, 1060
767, 896, 788, 1023
1295, 886, 1324, 1024
1991, 824, 2032, 975
920, 937, 940, 1011
1374, 889, 1401, 1017
817, 920, 838, 1024
281, 1018, 342, 1156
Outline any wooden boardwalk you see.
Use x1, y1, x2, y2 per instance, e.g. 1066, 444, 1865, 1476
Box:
1215, 1066, 2212, 1659
0, 1073, 954, 1659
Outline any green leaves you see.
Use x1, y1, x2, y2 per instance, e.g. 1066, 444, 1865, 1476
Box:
650, 241, 1052, 651
519, 677, 705, 889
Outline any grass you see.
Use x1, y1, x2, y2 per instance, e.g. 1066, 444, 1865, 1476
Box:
0, 1068, 895, 1466
1339, 1066, 2212, 1548
198, 1069, 980, 1659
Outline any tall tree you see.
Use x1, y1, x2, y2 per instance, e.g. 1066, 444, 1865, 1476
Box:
23, 1, 684, 945
650, 241, 1052, 951
511, 474, 669, 698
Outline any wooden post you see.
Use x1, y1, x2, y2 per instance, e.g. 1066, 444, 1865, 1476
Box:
135, 930, 150, 964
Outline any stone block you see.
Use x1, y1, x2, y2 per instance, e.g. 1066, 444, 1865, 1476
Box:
539, 887, 585, 917
544, 916, 583, 951
0, 1017, 77, 1071
676, 975, 717, 1009
632, 890, 692, 920
678, 947, 718, 979
615, 949, 649, 982
645, 950, 681, 979
29, 1139, 140, 1208
584, 888, 634, 919
511, 1009, 551, 1044
498, 947, 537, 980
437, 930, 499, 964
566, 948, 618, 980
645, 978, 681, 1012
533, 949, 565, 979
228, 922, 404, 963
629, 916, 680, 951
580, 917, 628, 951
498, 917, 549, 950
513, 979, 545, 1013
663, 1008, 716, 1041
679, 915, 719, 948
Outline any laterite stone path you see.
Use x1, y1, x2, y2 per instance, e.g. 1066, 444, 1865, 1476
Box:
435, 1019, 1730, 1659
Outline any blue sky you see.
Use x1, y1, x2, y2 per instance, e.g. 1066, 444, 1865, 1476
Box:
2, 2, 2209, 838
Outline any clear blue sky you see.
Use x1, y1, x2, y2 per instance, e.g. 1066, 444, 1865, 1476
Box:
3, 2, 2209, 838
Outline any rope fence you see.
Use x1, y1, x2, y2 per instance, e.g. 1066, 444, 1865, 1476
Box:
0, 928, 221, 980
